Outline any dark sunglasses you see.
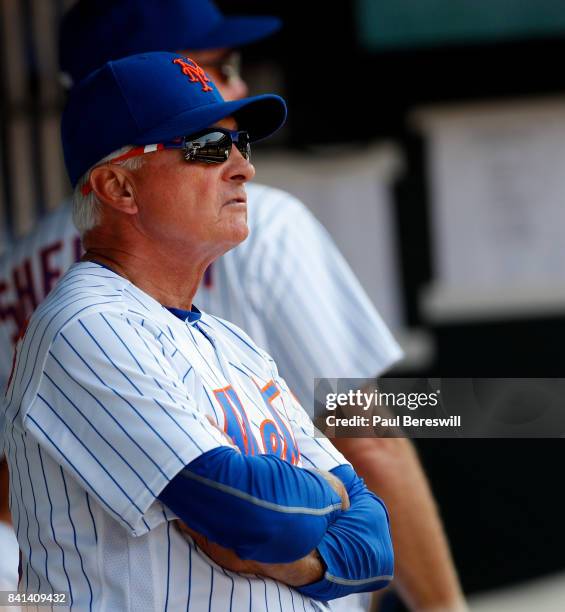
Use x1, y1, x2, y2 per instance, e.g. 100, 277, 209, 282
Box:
167, 127, 251, 164
81, 127, 251, 195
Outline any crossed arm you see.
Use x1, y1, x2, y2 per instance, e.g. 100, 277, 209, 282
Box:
157, 445, 394, 600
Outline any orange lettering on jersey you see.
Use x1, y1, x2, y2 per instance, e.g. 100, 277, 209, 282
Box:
256, 379, 300, 465
173, 57, 213, 92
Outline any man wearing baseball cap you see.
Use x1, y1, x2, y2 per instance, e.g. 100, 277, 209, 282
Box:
0, 2, 465, 610
4, 50, 394, 611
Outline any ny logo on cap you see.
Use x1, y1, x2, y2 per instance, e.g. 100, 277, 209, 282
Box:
173, 57, 213, 92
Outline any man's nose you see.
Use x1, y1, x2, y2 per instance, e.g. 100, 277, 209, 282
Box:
226, 145, 255, 182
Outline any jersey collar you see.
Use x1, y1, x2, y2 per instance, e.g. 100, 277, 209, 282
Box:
166, 305, 202, 325
89, 261, 203, 326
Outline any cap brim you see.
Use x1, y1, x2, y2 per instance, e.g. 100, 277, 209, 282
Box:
132, 93, 286, 145
188, 16, 282, 50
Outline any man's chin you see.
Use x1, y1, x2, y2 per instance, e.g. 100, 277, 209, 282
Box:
215, 223, 250, 257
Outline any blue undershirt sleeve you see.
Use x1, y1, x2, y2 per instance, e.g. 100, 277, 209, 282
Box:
158, 446, 344, 563
297, 464, 394, 601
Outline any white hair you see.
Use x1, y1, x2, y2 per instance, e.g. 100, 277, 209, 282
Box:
72, 146, 146, 237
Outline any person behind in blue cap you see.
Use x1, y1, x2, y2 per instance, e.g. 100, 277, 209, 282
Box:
0, 2, 465, 610
4, 50, 395, 611
58, 0, 281, 89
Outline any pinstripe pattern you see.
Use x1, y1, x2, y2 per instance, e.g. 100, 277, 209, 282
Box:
0, 183, 391, 611
194, 183, 403, 410
0, 183, 401, 402
2, 261, 350, 610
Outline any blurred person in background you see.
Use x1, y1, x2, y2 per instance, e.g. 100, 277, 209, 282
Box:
0, 1, 465, 609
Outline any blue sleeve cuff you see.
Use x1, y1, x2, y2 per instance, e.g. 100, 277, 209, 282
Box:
297, 464, 394, 600
158, 446, 343, 563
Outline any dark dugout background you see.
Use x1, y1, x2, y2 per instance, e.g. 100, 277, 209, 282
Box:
217, 0, 565, 603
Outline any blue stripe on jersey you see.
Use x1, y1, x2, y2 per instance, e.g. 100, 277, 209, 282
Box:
164, 513, 171, 612
152, 397, 207, 454
47, 351, 170, 481
125, 324, 216, 443
60, 332, 186, 468
84, 493, 98, 544
8, 434, 34, 590
227, 360, 263, 382
35, 393, 147, 516
126, 319, 171, 380
26, 414, 135, 531
187, 541, 192, 612
201, 388, 221, 424
100, 313, 146, 374
77, 320, 143, 395
42, 368, 159, 496
123, 287, 151, 312
184, 326, 225, 386
37, 446, 73, 605
60, 467, 93, 611
274, 579, 283, 612
220, 568, 234, 612
288, 586, 296, 612
8, 295, 121, 419
21, 440, 49, 586
258, 575, 268, 610
153, 376, 177, 403
207, 565, 214, 612
193, 322, 215, 348
204, 317, 264, 359
4, 437, 22, 562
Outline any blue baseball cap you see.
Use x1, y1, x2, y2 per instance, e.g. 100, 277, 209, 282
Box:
59, 0, 282, 84
61, 52, 287, 187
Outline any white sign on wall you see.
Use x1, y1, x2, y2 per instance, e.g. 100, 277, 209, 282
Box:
415, 98, 565, 321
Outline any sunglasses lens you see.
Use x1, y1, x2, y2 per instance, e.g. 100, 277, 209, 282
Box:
184, 130, 251, 163
237, 132, 251, 161
185, 132, 231, 163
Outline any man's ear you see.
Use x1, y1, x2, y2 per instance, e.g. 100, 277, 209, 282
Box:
89, 166, 138, 215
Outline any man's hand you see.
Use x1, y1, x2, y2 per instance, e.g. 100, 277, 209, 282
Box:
311, 468, 350, 510
177, 522, 324, 586
252, 550, 324, 587
189, 417, 344, 585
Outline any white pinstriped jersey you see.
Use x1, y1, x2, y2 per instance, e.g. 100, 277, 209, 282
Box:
0, 184, 401, 612
0, 183, 402, 404
2, 262, 350, 611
